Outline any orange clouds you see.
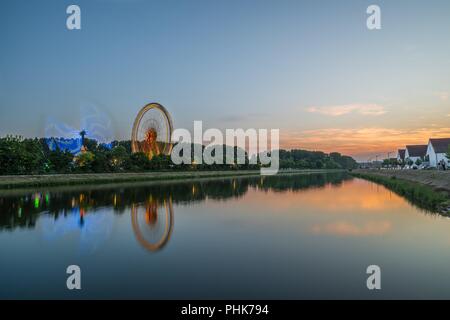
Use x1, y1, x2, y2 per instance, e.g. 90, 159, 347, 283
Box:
280, 127, 450, 159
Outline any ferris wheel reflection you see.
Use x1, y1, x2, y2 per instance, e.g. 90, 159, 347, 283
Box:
131, 196, 174, 252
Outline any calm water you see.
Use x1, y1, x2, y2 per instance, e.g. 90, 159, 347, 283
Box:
1, 172, 450, 299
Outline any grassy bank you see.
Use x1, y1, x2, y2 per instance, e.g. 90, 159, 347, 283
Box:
352, 171, 450, 214
0, 169, 344, 190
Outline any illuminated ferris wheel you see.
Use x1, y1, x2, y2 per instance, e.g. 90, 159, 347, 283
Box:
131, 103, 173, 159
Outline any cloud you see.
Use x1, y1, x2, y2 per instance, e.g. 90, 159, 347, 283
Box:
306, 104, 386, 116
433, 91, 449, 101
311, 220, 392, 237
280, 126, 450, 160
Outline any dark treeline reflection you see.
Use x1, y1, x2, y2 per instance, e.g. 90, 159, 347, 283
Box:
0, 172, 351, 230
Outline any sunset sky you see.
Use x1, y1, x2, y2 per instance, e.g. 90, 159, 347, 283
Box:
1, 0, 449, 161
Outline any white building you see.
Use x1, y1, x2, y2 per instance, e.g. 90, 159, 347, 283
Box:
397, 149, 405, 164
426, 138, 450, 168
405, 145, 427, 165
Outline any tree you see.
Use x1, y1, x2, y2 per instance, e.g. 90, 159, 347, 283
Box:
1, 135, 360, 175
446, 145, 450, 162
79, 130, 87, 146
125, 152, 150, 171
47, 149, 73, 173
149, 154, 171, 170
277, 149, 357, 170
110, 146, 129, 170
0, 136, 45, 175
75, 151, 95, 171
315, 160, 323, 169
83, 138, 98, 152
91, 150, 111, 173
0, 136, 23, 174
21, 138, 45, 174
383, 158, 398, 168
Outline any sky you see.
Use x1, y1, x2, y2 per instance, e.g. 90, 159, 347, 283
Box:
0, 0, 449, 161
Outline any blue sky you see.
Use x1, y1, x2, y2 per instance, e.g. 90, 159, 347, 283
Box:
1, 0, 449, 160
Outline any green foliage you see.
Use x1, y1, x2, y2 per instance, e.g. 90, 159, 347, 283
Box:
126, 152, 151, 171
75, 151, 95, 171
110, 146, 129, 170
446, 145, 450, 161
0, 136, 358, 175
353, 172, 449, 213
83, 138, 98, 151
47, 149, 73, 173
91, 150, 111, 173
0, 136, 45, 175
382, 158, 399, 168
279, 150, 357, 170
148, 154, 172, 170
112, 140, 132, 154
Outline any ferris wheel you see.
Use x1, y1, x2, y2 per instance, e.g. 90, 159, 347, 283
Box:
131, 103, 173, 159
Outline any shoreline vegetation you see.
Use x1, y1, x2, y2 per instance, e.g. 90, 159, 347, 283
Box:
352, 169, 450, 215
0, 136, 358, 176
0, 169, 345, 190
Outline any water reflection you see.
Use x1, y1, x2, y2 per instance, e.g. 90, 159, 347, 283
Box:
0, 172, 351, 232
131, 197, 174, 252
2, 172, 442, 253
2, 172, 450, 299
38, 208, 114, 254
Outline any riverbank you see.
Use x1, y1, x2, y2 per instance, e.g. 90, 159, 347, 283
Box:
352, 169, 450, 214
354, 169, 450, 193
0, 169, 344, 190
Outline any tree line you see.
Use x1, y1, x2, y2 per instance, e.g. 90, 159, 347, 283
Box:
278, 149, 357, 170
0, 135, 358, 175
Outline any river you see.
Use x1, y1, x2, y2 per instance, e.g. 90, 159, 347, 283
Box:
1, 172, 449, 299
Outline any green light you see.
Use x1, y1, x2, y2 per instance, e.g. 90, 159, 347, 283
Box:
45, 194, 50, 205
18, 208, 22, 218
34, 196, 40, 208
